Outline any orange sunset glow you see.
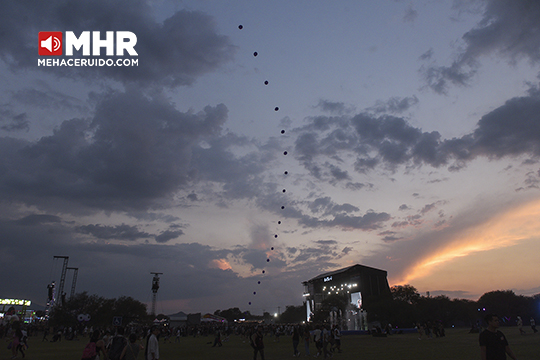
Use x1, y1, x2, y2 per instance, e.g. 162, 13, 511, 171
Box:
395, 197, 540, 296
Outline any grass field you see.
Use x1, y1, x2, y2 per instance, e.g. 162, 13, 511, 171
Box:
2, 328, 538, 360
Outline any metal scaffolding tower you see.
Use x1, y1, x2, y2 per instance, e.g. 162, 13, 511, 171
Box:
67, 267, 79, 299
150, 272, 163, 316
53, 256, 69, 306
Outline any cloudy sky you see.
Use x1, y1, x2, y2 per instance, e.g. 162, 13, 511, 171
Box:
2, 0, 540, 316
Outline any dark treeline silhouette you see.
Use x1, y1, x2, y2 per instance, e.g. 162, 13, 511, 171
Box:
364, 286, 540, 328
48, 287, 539, 330
49, 291, 148, 328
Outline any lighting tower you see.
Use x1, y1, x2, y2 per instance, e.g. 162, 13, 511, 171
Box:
67, 267, 79, 299
150, 272, 163, 316
53, 256, 69, 306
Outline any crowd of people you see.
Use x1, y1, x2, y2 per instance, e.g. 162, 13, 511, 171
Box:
1, 309, 538, 359
415, 321, 446, 339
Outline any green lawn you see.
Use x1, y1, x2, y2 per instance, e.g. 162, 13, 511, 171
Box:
3, 328, 538, 360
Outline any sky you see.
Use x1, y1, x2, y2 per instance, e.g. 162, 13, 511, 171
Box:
1, 0, 540, 316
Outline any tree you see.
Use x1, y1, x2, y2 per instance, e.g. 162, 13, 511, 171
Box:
214, 308, 246, 322
391, 285, 421, 305
477, 290, 532, 325
49, 292, 148, 327
366, 293, 418, 328
278, 305, 305, 323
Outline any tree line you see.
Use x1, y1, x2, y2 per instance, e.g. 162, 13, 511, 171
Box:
47, 292, 148, 327
46, 286, 540, 329
314, 285, 540, 328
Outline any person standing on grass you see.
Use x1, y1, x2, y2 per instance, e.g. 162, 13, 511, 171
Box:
516, 316, 526, 335
291, 326, 300, 357
416, 322, 424, 340
120, 333, 143, 360
332, 325, 342, 353
82, 329, 108, 360
479, 314, 517, 360
303, 325, 311, 357
251, 326, 265, 360
530, 317, 537, 333
108, 326, 128, 360
313, 325, 322, 356
11, 327, 21, 359
146, 326, 160, 360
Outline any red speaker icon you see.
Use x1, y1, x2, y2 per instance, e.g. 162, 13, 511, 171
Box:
39, 32, 63, 56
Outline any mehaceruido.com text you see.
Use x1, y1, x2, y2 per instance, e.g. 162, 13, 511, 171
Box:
38, 58, 138, 67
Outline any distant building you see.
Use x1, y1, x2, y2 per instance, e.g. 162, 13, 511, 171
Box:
302, 264, 390, 324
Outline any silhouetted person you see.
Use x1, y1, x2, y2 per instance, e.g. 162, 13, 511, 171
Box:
291, 326, 300, 356
516, 316, 526, 335
530, 317, 537, 333
251, 327, 265, 360
212, 329, 222, 347
479, 314, 517, 360
120, 333, 143, 360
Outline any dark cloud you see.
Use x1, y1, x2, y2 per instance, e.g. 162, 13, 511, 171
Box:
285, 241, 341, 266
522, 171, 540, 190
0, 89, 231, 212
12, 88, 88, 112
155, 228, 184, 243
392, 214, 423, 228
0, 1, 235, 87
403, 4, 418, 23
345, 182, 373, 191
420, 203, 437, 215
0, 215, 309, 313
0, 107, 29, 132
369, 96, 419, 114
327, 164, 351, 182
391, 220, 410, 228
315, 100, 354, 115
378, 230, 403, 243
314, 240, 338, 246
469, 92, 540, 158
299, 210, 391, 230
341, 246, 353, 254
308, 197, 359, 216
420, 60, 478, 95
13, 214, 62, 226
419, 48, 434, 61
294, 87, 540, 176
422, 0, 540, 94
76, 224, 151, 241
